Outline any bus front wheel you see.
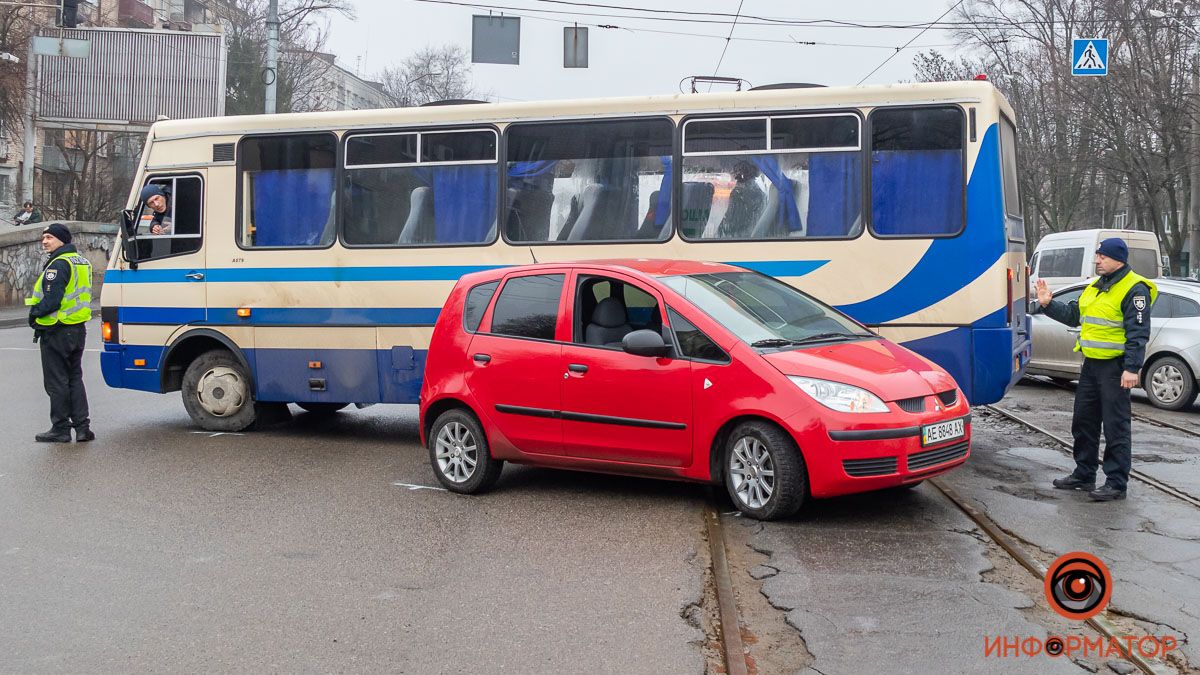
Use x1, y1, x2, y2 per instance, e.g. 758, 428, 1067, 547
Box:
182, 349, 258, 432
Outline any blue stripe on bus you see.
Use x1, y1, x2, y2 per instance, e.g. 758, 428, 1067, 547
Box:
118, 306, 441, 325
104, 265, 507, 284
103, 260, 830, 285
836, 124, 1005, 325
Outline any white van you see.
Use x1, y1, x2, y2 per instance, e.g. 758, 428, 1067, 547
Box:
1029, 229, 1164, 292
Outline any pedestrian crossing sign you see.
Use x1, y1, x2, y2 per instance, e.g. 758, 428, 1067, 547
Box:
1072, 38, 1108, 76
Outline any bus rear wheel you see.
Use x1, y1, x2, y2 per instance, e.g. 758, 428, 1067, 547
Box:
182, 349, 258, 432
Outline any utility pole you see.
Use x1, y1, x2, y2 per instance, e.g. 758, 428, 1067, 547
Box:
264, 0, 279, 114
20, 35, 36, 203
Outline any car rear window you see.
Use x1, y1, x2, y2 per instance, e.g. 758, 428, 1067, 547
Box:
488, 274, 564, 340
1127, 247, 1159, 278
1038, 247, 1084, 277
463, 280, 499, 333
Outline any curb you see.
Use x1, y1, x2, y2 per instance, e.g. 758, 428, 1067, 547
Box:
0, 317, 28, 329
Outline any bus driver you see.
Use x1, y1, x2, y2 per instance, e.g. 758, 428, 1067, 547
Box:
139, 184, 173, 235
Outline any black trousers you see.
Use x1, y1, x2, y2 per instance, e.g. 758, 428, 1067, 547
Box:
39, 324, 90, 433
1070, 357, 1132, 490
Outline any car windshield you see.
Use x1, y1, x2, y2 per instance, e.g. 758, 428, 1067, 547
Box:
661, 272, 874, 348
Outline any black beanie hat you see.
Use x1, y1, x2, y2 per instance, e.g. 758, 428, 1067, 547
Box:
43, 222, 72, 245
139, 183, 167, 204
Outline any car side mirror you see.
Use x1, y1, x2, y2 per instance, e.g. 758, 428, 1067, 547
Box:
1028, 299, 1041, 315
622, 329, 669, 358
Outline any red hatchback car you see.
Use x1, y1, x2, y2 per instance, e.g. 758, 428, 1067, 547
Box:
419, 260, 970, 520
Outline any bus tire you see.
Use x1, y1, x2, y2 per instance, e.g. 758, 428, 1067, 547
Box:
296, 402, 349, 415
181, 349, 258, 432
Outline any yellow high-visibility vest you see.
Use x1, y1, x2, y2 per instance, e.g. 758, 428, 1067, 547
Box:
1076, 270, 1157, 359
25, 250, 92, 326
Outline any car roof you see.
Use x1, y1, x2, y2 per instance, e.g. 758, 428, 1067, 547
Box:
459, 259, 745, 284
1058, 277, 1200, 295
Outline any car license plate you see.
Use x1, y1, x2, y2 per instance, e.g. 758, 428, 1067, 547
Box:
922, 419, 965, 446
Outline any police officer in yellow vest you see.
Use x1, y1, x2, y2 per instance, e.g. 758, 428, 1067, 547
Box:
25, 223, 95, 443
1036, 238, 1155, 501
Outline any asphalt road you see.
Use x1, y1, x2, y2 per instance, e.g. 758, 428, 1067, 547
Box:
0, 323, 705, 672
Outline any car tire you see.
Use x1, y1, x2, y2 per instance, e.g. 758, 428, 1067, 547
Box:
724, 421, 807, 520
296, 402, 349, 415
181, 349, 258, 432
1144, 356, 1197, 411
428, 409, 503, 494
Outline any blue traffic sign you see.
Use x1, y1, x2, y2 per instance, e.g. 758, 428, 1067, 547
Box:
1072, 38, 1108, 76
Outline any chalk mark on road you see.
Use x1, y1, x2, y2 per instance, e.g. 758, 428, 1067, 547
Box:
189, 431, 246, 438
391, 481, 448, 492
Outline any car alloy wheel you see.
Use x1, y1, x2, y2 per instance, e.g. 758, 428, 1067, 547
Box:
729, 436, 775, 509
434, 420, 478, 483
1150, 363, 1185, 404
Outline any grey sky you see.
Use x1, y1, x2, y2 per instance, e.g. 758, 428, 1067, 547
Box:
326, 1, 968, 101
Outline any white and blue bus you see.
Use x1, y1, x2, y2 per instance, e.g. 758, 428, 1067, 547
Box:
99, 80, 1030, 431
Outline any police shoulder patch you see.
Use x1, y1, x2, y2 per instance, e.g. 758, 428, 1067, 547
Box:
1133, 296, 1147, 311
44, 269, 57, 281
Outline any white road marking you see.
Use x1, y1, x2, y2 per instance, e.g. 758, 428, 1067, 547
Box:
391, 481, 448, 492
189, 431, 245, 438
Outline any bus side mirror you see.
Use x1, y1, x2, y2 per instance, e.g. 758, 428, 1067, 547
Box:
121, 209, 140, 269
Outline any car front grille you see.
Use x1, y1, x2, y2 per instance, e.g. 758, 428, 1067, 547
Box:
937, 390, 958, 406
896, 396, 925, 413
907, 440, 969, 472
843, 457, 899, 477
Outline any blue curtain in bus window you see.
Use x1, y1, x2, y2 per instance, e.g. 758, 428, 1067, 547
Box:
807, 153, 861, 237
655, 156, 672, 228
432, 165, 498, 243
508, 160, 558, 188
871, 150, 963, 235
750, 156, 802, 232
252, 168, 335, 246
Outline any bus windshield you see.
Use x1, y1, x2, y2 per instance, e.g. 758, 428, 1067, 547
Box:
661, 272, 873, 348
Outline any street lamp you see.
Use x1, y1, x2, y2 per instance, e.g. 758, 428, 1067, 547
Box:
402, 71, 442, 107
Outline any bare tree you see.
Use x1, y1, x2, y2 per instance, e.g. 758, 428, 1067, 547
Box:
214, 0, 355, 115
379, 44, 485, 107
36, 129, 144, 221
0, 5, 41, 139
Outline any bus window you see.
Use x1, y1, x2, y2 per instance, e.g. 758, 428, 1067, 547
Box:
999, 115, 1021, 220
238, 133, 337, 248
504, 118, 674, 243
343, 128, 499, 246
870, 106, 964, 237
131, 175, 203, 261
680, 113, 863, 241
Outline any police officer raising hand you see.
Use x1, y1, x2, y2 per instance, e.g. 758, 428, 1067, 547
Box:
1038, 238, 1154, 501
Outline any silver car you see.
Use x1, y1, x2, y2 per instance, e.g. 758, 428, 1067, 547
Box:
1027, 278, 1200, 410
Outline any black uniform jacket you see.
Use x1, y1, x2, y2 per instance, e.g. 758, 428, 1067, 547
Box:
1042, 264, 1152, 373
28, 244, 80, 330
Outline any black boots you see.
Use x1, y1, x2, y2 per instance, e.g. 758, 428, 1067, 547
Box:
35, 429, 72, 443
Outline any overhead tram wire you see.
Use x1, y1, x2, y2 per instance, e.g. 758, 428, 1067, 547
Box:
709, 0, 744, 92
408, 0, 954, 50
856, 0, 966, 85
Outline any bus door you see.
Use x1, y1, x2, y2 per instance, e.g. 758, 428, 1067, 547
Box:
119, 173, 208, 328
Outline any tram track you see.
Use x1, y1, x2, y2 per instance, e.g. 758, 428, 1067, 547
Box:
983, 403, 1200, 510
1034, 375, 1200, 440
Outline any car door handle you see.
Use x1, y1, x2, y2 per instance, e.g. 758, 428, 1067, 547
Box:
473, 353, 491, 363
568, 363, 588, 373
185, 271, 205, 280
1067, 328, 1081, 334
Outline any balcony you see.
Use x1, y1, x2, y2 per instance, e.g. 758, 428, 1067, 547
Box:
118, 0, 155, 28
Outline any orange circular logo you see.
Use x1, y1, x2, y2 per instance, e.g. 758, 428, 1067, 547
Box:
1044, 552, 1112, 620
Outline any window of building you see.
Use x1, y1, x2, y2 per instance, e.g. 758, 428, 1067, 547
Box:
870, 106, 965, 237
238, 133, 337, 248
0, 175, 10, 205
343, 128, 498, 246
680, 113, 862, 240
129, 174, 203, 261
504, 118, 674, 243
488, 274, 565, 340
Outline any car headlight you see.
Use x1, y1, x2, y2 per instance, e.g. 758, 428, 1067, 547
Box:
788, 376, 888, 413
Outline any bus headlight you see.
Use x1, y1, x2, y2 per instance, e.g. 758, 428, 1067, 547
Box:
789, 376, 888, 413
